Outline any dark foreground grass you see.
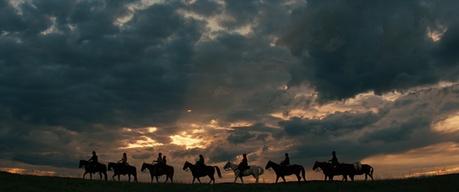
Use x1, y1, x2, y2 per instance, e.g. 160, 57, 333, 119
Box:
0, 171, 458, 192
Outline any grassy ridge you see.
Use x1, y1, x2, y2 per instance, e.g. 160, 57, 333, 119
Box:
0, 171, 458, 192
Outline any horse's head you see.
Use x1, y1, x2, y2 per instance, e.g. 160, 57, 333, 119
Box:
223, 161, 231, 170
141, 163, 148, 172
265, 160, 274, 169
312, 161, 319, 170
183, 161, 192, 171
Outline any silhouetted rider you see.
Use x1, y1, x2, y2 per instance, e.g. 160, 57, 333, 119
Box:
154, 153, 163, 165
88, 151, 98, 164
329, 151, 339, 168
88, 151, 98, 169
237, 153, 249, 176
119, 152, 128, 166
196, 154, 205, 168
280, 153, 290, 166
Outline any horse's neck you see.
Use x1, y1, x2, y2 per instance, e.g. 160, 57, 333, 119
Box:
230, 163, 238, 169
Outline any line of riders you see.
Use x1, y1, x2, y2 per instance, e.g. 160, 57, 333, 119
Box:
79, 150, 374, 183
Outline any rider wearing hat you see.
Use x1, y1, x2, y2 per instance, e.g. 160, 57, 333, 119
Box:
329, 151, 339, 168
280, 153, 290, 166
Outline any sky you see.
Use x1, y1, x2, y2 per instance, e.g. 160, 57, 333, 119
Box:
1, 0, 459, 183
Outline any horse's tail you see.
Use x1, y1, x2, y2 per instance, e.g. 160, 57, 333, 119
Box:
301, 166, 306, 181
102, 164, 108, 181
214, 166, 222, 178
170, 166, 175, 181
370, 166, 374, 177
133, 167, 138, 182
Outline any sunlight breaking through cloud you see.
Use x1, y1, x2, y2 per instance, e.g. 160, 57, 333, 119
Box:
120, 136, 163, 149
170, 132, 206, 149
433, 112, 459, 134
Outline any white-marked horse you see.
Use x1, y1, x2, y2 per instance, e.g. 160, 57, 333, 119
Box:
223, 161, 264, 183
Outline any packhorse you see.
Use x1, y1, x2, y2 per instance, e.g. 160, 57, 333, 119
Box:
312, 161, 374, 181
79, 160, 107, 181
223, 161, 264, 183
107, 162, 138, 182
141, 162, 174, 183
265, 160, 306, 183
182, 161, 222, 184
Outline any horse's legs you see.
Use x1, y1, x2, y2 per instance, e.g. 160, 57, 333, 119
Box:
118, 174, 120, 181
296, 174, 301, 182
370, 173, 374, 180
350, 175, 354, 181
89, 173, 93, 180
128, 174, 131, 182
275, 176, 279, 183
192, 177, 196, 184
233, 176, 238, 183
112, 174, 116, 181
365, 173, 368, 181
197, 177, 201, 184
155, 176, 159, 183
240, 176, 244, 184
83, 171, 87, 179
281, 176, 286, 183
254, 175, 259, 183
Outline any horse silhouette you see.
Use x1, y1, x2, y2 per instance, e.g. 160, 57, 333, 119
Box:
265, 160, 306, 183
79, 160, 107, 181
182, 161, 222, 184
223, 161, 264, 183
141, 163, 174, 183
107, 162, 138, 182
313, 161, 374, 181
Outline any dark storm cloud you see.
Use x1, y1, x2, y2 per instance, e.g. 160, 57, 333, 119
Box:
0, 0, 200, 129
280, 112, 380, 136
227, 123, 278, 144
0, 0, 204, 167
283, 0, 459, 100
276, 85, 459, 163
186, 0, 223, 16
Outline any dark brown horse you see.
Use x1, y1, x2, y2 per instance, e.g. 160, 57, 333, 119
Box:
108, 162, 138, 182
183, 161, 222, 184
79, 160, 107, 181
141, 163, 174, 183
265, 160, 306, 183
313, 161, 374, 181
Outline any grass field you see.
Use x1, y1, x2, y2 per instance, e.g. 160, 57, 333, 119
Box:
0, 171, 458, 192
